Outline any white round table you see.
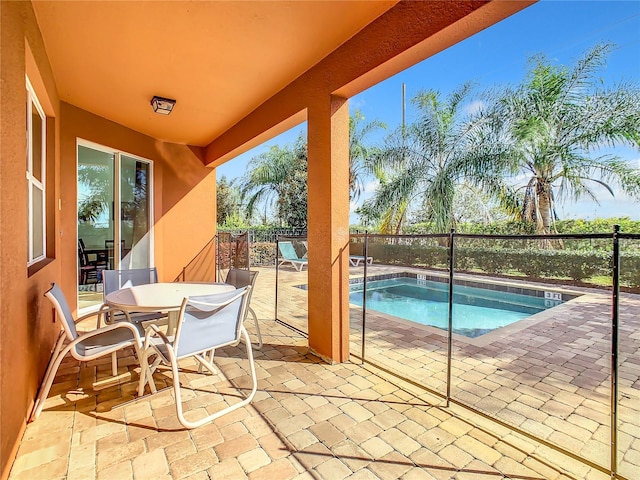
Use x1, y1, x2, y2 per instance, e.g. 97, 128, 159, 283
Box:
105, 282, 236, 333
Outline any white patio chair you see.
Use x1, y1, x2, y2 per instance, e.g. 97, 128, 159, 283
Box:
30, 283, 142, 421
137, 286, 257, 429
225, 268, 262, 349
100, 267, 166, 326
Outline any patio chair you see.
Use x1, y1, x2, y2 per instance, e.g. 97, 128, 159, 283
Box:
349, 255, 373, 267
105, 239, 126, 269
278, 241, 308, 272
225, 269, 262, 349
100, 267, 166, 326
137, 287, 256, 429
78, 239, 107, 285
79, 238, 109, 268
30, 283, 142, 421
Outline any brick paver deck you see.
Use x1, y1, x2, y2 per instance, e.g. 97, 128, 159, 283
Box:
9, 266, 637, 479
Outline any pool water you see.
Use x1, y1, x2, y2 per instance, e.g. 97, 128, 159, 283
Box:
349, 278, 560, 338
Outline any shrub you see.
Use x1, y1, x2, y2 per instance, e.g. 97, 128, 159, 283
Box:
357, 243, 639, 286
249, 242, 277, 266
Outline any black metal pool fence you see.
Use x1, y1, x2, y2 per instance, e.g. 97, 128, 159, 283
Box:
225, 227, 637, 478
347, 227, 639, 480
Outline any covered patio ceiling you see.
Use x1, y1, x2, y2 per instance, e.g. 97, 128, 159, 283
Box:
32, 1, 535, 160
32, 1, 398, 147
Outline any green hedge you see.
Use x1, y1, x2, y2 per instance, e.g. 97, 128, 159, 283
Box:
404, 218, 640, 236
351, 243, 640, 287
249, 242, 277, 266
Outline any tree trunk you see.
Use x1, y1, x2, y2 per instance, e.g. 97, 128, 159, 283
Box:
536, 183, 553, 235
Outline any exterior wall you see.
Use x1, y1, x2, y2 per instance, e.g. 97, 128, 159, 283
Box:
1, 2, 62, 478
0, 4, 217, 477
0, 0, 535, 475
59, 103, 216, 297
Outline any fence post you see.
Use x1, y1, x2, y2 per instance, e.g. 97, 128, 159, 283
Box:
610, 225, 620, 478
361, 232, 369, 363
275, 237, 279, 323
446, 228, 455, 407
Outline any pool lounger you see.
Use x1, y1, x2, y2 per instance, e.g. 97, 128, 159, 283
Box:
349, 255, 373, 266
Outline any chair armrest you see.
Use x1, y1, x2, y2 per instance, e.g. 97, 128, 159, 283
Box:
143, 324, 172, 350
76, 306, 132, 327
67, 320, 142, 350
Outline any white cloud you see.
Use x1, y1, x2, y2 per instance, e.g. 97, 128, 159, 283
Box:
363, 180, 379, 193
559, 197, 639, 220
350, 98, 366, 111
465, 100, 484, 115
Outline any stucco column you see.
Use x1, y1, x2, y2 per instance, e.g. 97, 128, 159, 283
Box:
306, 95, 350, 363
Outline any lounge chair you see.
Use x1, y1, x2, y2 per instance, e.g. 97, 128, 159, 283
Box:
137, 287, 256, 429
278, 241, 308, 272
349, 255, 373, 267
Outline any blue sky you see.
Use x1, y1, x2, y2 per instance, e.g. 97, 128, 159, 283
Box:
216, 0, 640, 223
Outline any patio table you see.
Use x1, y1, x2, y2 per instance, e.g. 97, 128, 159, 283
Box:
105, 282, 236, 334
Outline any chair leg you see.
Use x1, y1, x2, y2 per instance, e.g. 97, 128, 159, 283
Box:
249, 307, 262, 349
138, 349, 161, 397
111, 352, 118, 376
175, 327, 258, 429
197, 349, 217, 373
194, 352, 218, 375
30, 338, 71, 422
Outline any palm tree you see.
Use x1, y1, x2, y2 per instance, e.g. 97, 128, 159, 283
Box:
349, 111, 385, 202
360, 83, 511, 233
216, 176, 242, 225
494, 43, 640, 233
240, 134, 307, 226
240, 114, 384, 226
77, 164, 112, 223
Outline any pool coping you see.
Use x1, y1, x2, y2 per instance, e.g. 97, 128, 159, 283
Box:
347, 270, 581, 302
346, 270, 588, 347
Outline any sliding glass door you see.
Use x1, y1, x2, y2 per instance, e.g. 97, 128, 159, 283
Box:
120, 155, 151, 269
77, 143, 153, 310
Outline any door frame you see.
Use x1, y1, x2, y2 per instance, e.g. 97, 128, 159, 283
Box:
76, 138, 155, 313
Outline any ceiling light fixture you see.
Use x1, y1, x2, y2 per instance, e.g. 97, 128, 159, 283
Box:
150, 96, 176, 115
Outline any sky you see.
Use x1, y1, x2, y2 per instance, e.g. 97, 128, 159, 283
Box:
216, 0, 640, 223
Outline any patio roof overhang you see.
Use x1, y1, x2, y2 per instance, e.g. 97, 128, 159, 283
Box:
32, 0, 535, 166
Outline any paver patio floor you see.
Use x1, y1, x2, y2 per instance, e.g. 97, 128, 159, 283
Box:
9, 266, 637, 479
266, 264, 640, 479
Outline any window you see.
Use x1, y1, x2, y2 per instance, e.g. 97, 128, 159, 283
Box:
26, 77, 46, 265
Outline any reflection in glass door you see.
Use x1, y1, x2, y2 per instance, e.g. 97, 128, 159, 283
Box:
120, 156, 151, 269
77, 143, 152, 310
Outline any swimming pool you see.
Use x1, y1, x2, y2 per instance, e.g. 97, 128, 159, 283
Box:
349, 277, 565, 338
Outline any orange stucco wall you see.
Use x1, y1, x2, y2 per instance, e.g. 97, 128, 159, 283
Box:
1, 2, 62, 478
307, 96, 350, 363
59, 103, 217, 298
0, 3, 217, 478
